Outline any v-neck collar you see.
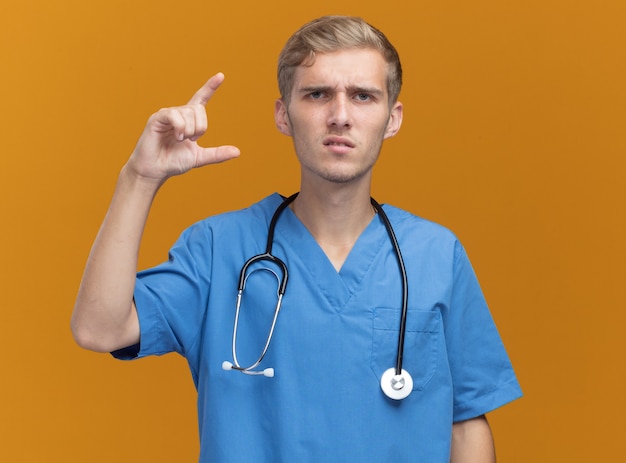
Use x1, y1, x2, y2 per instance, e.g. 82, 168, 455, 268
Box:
275, 203, 389, 311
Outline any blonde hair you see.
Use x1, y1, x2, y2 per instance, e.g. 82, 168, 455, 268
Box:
278, 16, 402, 106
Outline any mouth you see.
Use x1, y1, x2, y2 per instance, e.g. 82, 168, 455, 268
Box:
323, 137, 355, 149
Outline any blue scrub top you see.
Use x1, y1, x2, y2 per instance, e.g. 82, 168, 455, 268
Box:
121, 193, 522, 462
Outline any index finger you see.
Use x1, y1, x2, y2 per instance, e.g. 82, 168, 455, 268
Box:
187, 72, 226, 106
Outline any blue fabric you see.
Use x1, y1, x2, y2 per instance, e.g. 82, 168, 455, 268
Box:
121, 193, 522, 462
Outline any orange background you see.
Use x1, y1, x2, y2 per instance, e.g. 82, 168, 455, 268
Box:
1, 0, 624, 461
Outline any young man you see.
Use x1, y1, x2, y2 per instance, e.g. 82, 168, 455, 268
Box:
72, 16, 521, 462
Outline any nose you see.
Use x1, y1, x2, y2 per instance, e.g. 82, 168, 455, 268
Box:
327, 94, 352, 129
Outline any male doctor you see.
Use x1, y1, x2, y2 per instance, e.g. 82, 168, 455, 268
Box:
72, 15, 521, 462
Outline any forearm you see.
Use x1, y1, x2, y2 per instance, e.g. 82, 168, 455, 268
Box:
450, 416, 495, 463
71, 165, 161, 352
71, 73, 239, 353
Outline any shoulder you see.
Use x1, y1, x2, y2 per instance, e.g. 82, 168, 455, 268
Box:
381, 203, 459, 244
183, 193, 284, 235
161, 194, 285, 257
379, 203, 472, 270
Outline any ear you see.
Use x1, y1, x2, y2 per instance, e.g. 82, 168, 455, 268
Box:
274, 99, 292, 136
383, 101, 403, 139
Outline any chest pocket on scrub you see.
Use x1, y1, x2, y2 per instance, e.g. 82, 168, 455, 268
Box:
371, 308, 440, 391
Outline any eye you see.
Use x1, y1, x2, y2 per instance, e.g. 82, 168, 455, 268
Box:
355, 93, 372, 102
309, 91, 324, 99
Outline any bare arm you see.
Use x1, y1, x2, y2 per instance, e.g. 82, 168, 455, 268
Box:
450, 416, 496, 463
71, 73, 240, 353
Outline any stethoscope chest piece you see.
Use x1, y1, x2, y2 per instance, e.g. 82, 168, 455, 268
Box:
381, 367, 413, 400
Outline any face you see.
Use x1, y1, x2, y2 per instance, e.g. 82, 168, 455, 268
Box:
275, 48, 403, 187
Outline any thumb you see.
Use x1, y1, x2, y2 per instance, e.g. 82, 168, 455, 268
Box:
194, 144, 240, 168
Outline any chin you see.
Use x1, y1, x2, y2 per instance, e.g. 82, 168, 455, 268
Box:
320, 168, 371, 185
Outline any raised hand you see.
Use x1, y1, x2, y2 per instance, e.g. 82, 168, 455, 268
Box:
72, 73, 244, 353
126, 73, 240, 184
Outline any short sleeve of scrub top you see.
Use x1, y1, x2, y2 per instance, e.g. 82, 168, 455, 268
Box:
444, 240, 522, 421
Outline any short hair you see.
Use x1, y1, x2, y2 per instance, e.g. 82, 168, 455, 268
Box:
278, 16, 403, 106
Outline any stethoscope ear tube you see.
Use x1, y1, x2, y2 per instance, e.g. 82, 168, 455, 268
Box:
224, 194, 298, 377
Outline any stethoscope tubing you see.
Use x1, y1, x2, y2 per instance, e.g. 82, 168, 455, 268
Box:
370, 198, 409, 377
229, 194, 298, 374
226, 193, 412, 398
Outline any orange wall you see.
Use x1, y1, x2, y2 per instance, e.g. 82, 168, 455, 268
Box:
1, 0, 625, 461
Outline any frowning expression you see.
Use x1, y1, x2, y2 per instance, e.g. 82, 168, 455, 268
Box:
275, 48, 403, 187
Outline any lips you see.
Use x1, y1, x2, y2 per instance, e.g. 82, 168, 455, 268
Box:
323, 136, 355, 148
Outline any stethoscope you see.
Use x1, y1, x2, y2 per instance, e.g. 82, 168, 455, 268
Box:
222, 193, 413, 400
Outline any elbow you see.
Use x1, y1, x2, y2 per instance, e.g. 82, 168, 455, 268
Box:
70, 302, 139, 353
70, 316, 109, 352
71, 296, 107, 351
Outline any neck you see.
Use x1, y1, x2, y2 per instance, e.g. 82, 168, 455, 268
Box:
291, 183, 375, 271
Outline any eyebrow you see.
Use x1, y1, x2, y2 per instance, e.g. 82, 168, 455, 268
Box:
297, 85, 385, 97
